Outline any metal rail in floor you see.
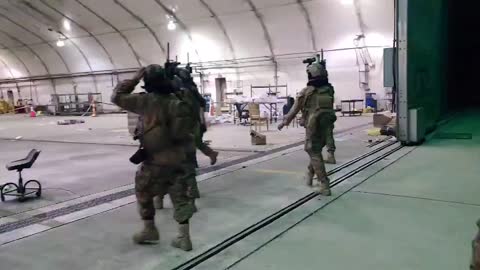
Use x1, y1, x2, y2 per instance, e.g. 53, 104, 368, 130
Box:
172, 140, 403, 270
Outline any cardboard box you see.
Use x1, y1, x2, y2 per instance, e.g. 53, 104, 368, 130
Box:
250, 130, 267, 145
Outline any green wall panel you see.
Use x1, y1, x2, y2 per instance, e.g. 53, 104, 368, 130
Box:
407, 0, 449, 131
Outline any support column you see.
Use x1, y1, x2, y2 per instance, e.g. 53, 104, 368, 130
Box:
215, 77, 226, 117
396, 0, 410, 143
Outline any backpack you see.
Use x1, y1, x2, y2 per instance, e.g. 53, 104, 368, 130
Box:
304, 86, 336, 134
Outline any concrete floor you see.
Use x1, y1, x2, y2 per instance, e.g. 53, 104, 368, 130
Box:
4, 111, 474, 270
228, 111, 480, 270
0, 112, 377, 270
0, 113, 371, 216
0, 113, 372, 151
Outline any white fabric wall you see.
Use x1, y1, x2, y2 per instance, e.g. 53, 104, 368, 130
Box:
0, 0, 394, 108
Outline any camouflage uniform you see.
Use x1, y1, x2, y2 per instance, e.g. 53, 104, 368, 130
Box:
325, 88, 336, 158
112, 78, 195, 222
175, 85, 204, 201
326, 124, 336, 155
177, 81, 218, 166
175, 68, 218, 165
112, 67, 195, 250
472, 219, 480, 270
282, 84, 336, 195
301, 85, 337, 157
173, 72, 218, 201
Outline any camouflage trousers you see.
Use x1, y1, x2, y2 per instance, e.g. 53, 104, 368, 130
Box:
305, 123, 331, 184
156, 161, 199, 201
154, 125, 212, 203
326, 123, 336, 154
154, 127, 206, 203
135, 164, 195, 223
472, 219, 480, 270
183, 160, 200, 199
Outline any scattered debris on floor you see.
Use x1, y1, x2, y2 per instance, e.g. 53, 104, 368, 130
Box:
0, 100, 13, 114
209, 114, 234, 124
251, 130, 267, 145
367, 135, 394, 147
369, 112, 397, 137
380, 126, 396, 136
363, 106, 375, 113
367, 126, 396, 137
57, 119, 85, 125
367, 128, 382, 136
373, 113, 394, 127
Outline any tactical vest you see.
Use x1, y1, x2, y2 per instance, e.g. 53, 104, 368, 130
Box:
303, 85, 335, 132
177, 88, 202, 123
141, 94, 194, 166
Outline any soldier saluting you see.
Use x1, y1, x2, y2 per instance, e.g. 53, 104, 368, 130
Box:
112, 65, 196, 251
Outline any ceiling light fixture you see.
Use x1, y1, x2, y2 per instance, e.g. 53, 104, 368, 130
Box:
167, 20, 176, 31
63, 20, 71, 31
340, 0, 354, 5
56, 39, 65, 47
56, 37, 66, 47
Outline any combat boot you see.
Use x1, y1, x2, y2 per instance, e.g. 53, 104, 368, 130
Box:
209, 151, 219, 165
133, 220, 159, 244
325, 152, 336, 164
317, 179, 332, 196
171, 223, 193, 251
154, 196, 164, 209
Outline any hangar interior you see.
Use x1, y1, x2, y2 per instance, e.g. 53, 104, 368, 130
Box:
0, 0, 479, 269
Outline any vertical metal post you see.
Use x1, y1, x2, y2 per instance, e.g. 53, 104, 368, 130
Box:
396, 0, 410, 143
215, 77, 226, 117
274, 60, 279, 94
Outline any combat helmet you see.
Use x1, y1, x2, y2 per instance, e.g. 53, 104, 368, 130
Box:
306, 61, 328, 80
142, 64, 170, 93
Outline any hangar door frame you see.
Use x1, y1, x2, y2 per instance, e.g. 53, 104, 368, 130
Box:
396, 0, 423, 145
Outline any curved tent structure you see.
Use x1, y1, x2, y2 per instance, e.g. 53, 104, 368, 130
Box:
0, 0, 393, 106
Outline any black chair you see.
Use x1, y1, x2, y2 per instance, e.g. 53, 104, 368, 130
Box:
1, 149, 42, 202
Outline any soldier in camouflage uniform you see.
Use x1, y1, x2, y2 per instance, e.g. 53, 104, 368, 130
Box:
325, 89, 336, 164
297, 80, 336, 165
153, 68, 219, 210
472, 219, 480, 270
176, 67, 218, 166
278, 60, 336, 196
112, 65, 196, 251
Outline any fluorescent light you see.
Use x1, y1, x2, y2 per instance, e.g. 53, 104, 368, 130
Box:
167, 20, 176, 31
63, 20, 71, 31
341, 0, 353, 5
56, 39, 65, 47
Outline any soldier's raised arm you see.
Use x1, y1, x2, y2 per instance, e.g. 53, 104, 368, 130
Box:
111, 67, 148, 115
278, 88, 307, 130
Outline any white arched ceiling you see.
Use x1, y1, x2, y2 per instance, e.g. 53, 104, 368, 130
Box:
0, 0, 394, 104
7, 46, 50, 76
0, 48, 30, 77
261, 4, 312, 54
